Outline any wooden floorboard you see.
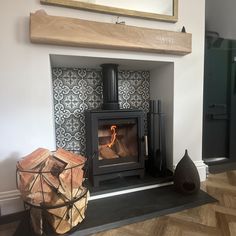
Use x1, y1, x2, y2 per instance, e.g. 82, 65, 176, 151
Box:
93, 170, 236, 236
0, 222, 20, 236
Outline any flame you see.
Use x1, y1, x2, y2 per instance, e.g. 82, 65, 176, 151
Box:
107, 125, 117, 148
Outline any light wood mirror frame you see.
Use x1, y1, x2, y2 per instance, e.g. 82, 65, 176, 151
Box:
40, 0, 178, 23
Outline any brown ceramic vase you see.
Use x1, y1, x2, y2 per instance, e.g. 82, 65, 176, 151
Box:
173, 150, 200, 195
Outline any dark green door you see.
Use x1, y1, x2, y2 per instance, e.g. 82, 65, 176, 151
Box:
203, 37, 230, 163
229, 47, 236, 160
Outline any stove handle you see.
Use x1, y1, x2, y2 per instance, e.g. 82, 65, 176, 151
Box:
144, 135, 148, 157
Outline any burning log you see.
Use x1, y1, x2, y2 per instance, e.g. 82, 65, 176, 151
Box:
98, 124, 134, 159
16, 148, 89, 235
116, 139, 130, 158
99, 146, 119, 159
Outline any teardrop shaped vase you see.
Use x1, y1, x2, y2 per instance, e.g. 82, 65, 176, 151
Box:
173, 150, 200, 194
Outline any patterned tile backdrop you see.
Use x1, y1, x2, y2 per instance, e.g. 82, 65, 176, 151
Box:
52, 68, 150, 155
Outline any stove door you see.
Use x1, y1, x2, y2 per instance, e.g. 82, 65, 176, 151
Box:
86, 111, 144, 176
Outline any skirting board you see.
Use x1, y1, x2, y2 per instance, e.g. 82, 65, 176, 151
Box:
173, 160, 207, 182
0, 190, 23, 216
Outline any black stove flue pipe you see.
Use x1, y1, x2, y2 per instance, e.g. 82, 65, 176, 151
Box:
101, 63, 120, 110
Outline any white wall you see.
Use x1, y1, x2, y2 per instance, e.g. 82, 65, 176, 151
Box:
0, 0, 206, 214
206, 0, 236, 39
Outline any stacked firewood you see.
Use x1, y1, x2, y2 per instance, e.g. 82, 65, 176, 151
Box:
16, 148, 89, 235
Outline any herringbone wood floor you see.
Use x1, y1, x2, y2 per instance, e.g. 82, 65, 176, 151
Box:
93, 171, 236, 236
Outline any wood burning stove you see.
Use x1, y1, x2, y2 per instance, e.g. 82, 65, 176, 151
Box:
85, 63, 145, 187
86, 110, 145, 187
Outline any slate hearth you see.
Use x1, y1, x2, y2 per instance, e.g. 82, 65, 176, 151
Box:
13, 185, 216, 236
88, 171, 174, 196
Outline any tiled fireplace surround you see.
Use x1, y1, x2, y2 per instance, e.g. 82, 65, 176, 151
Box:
52, 67, 150, 155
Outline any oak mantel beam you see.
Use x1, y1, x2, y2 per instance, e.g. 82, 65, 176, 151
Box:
30, 10, 192, 55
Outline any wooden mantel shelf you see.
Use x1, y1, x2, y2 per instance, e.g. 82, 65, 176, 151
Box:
30, 10, 192, 55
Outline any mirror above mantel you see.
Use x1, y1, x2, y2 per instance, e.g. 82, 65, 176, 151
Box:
40, 0, 178, 22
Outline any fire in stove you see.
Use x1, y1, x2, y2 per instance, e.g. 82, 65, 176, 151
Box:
107, 125, 117, 148
98, 122, 138, 161
85, 110, 145, 187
